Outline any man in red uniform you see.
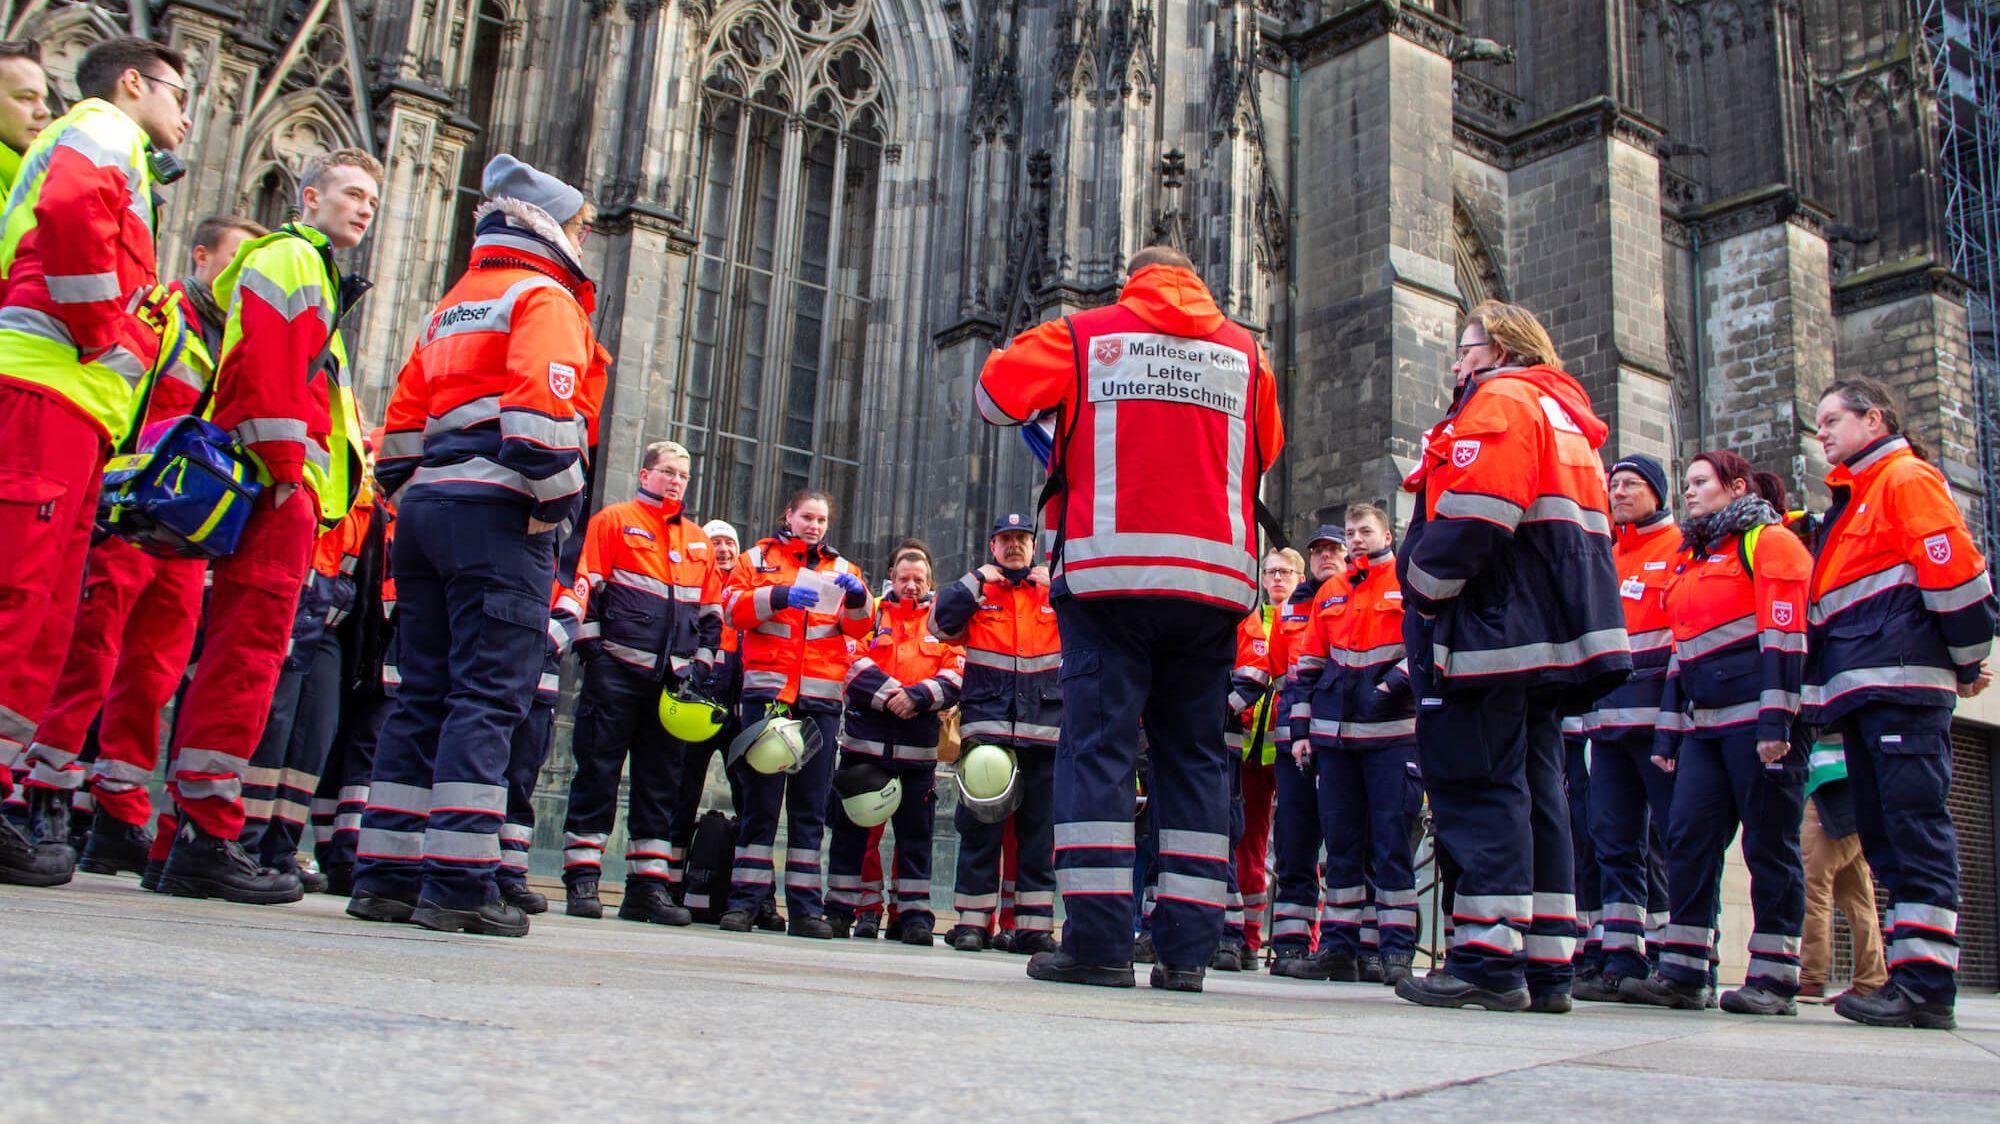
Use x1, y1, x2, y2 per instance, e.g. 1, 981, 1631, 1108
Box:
978, 246, 1283, 993
158, 148, 381, 903
17, 217, 260, 881
0, 38, 191, 885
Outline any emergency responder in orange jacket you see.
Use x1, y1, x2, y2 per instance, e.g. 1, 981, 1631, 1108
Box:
11, 218, 259, 885
158, 150, 380, 904
1265, 527, 1345, 978
978, 245, 1283, 993
1808, 378, 1996, 1030
1574, 453, 1681, 1000
720, 488, 873, 937
1290, 504, 1421, 987
1623, 453, 1810, 1016
826, 544, 964, 943
1395, 300, 1630, 1012
932, 514, 1062, 953
0, 38, 192, 887
349, 155, 596, 937
560, 440, 724, 926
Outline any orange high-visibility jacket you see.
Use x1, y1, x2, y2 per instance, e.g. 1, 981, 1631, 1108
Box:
1581, 513, 1681, 737
725, 532, 871, 709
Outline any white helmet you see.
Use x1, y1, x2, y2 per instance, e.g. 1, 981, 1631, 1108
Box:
955, 743, 1021, 824
834, 762, 903, 827
727, 710, 822, 775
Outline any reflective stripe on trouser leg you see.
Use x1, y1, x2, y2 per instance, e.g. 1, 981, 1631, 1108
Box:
954, 797, 1007, 932
1008, 749, 1057, 933
823, 803, 873, 915
1745, 931, 1803, 991
1886, 902, 1961, 976
726, 724, 783, 912
627, 837, 677, 885
1588, 732, 1674, 978
564, 832, 608, 874
887, 760, 937, 922
498, 822, 533, 884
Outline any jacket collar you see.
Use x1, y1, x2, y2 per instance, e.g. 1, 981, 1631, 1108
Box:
769, 529, 838, 566
1829, 435, 1910, 488
633, 486, 682, 517
1615, 509, 1675, 543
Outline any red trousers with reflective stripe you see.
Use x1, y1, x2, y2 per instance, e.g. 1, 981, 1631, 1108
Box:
168, 489, 320, 838
1237, 758, 1276, 950
30, 537, 204, 822
0, 381, 106, 799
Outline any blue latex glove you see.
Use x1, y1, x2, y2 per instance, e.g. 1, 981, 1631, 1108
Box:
832, 570, 868, 608
782, 584, 818, 610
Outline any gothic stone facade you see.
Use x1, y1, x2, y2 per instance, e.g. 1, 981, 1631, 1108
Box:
9, 0, 1971, 572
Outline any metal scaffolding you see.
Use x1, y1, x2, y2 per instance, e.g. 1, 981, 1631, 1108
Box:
1917, 0, 2000, 558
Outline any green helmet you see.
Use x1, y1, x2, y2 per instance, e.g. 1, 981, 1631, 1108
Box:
726, 709, 822, 775
658, 682, 725, 742
955, 743, 1020, 824
834, 762, 903, 828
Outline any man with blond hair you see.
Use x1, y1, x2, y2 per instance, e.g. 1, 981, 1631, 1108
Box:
559, 439, 725, 925
158, 147, 382, 903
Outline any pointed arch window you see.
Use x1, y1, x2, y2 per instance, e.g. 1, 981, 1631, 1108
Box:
673, 0, 889, 536
448, 0, 510, 271
251, 167, 298, 230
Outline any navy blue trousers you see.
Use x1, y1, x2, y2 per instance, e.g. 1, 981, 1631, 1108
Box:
500, 669, 557, 890
353, 497, 553, 909
953, 747, 1055, 934
1836, 703, 1962, 1003
827, 752, 939, 925
1587, 731, 1677, 978
1657, 729, 1805, 996
728, 704, 838, 917
562, 659, 686, 887
1415, 685, 1576, 995
1052, 597, 1239, 968
1316, 741, 1419, 960
1267, 750, 1322, 951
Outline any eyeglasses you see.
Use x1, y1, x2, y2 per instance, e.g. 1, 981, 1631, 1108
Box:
1456, 339, 1491, 353
1262, 567, 1298, 577
141, 72, 188, 110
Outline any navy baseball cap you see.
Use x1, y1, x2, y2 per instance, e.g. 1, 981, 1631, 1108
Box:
1306, 524, 1345, 548
990, 513, 1034, 537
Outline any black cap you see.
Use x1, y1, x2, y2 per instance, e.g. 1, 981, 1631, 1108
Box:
990, 513, 1034, 537
1608, 453, 1669, 509
1306, 524, 1345, 548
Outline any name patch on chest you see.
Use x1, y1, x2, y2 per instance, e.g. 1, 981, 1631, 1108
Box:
1087, 332, 1251, 416
622, 526, 655, 541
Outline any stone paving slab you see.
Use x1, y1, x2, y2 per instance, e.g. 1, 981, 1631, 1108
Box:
2, 875, 1995, 1122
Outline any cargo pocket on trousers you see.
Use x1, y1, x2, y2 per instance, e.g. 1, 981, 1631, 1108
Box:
482, 589, 547, 633
1056, 649, 1099, 733
0, 470, 68, 580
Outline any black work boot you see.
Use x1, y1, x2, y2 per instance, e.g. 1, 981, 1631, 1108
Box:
896, 917, 935, 947
499, 881, 549, 915
77, 806, 153, 876
158, 819, 303, 904
1013, 931, 1057, 955
1835, 983, 1955, 1030
1526, 990, 1574, 1014
1269, 946, 1332, 980
1150, 963, 1206, 993
753, 897, 787, 931
717, 909, 755, 932
788, 914, 834, 939
1132, 932, 1157, 964
945, 924, 988, 952
323, 861, 355, 897
825, 911, 854, 939
1720, 985, 1797, 1017
1572, 971, 1628, 1003
1618, 973, 1708, 1009
411, 896, 529, 937
990, 929, 1016, 953
346, 887, 418, 923
1380, 954, 1416, 987
1209, 943, 1245, 972
1394, 973, 1532, 1012
618, 880, 693, 926
26, 786, 71, 848
294, 862, 329, 895
0, 814, 73, 886
564, 876, 603, 919
139, 858, 166, 892
1358, 953, 1386, 983
852, 913, 879, 940
1026, 949, 1136, 988
1315, 949, 1361, 982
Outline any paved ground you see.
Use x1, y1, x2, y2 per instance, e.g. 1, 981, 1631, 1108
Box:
4, 875, 1998, 1122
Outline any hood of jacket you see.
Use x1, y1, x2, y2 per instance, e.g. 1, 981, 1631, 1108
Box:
1116, 263, 1225, 338
1485, 363, 1610, 450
